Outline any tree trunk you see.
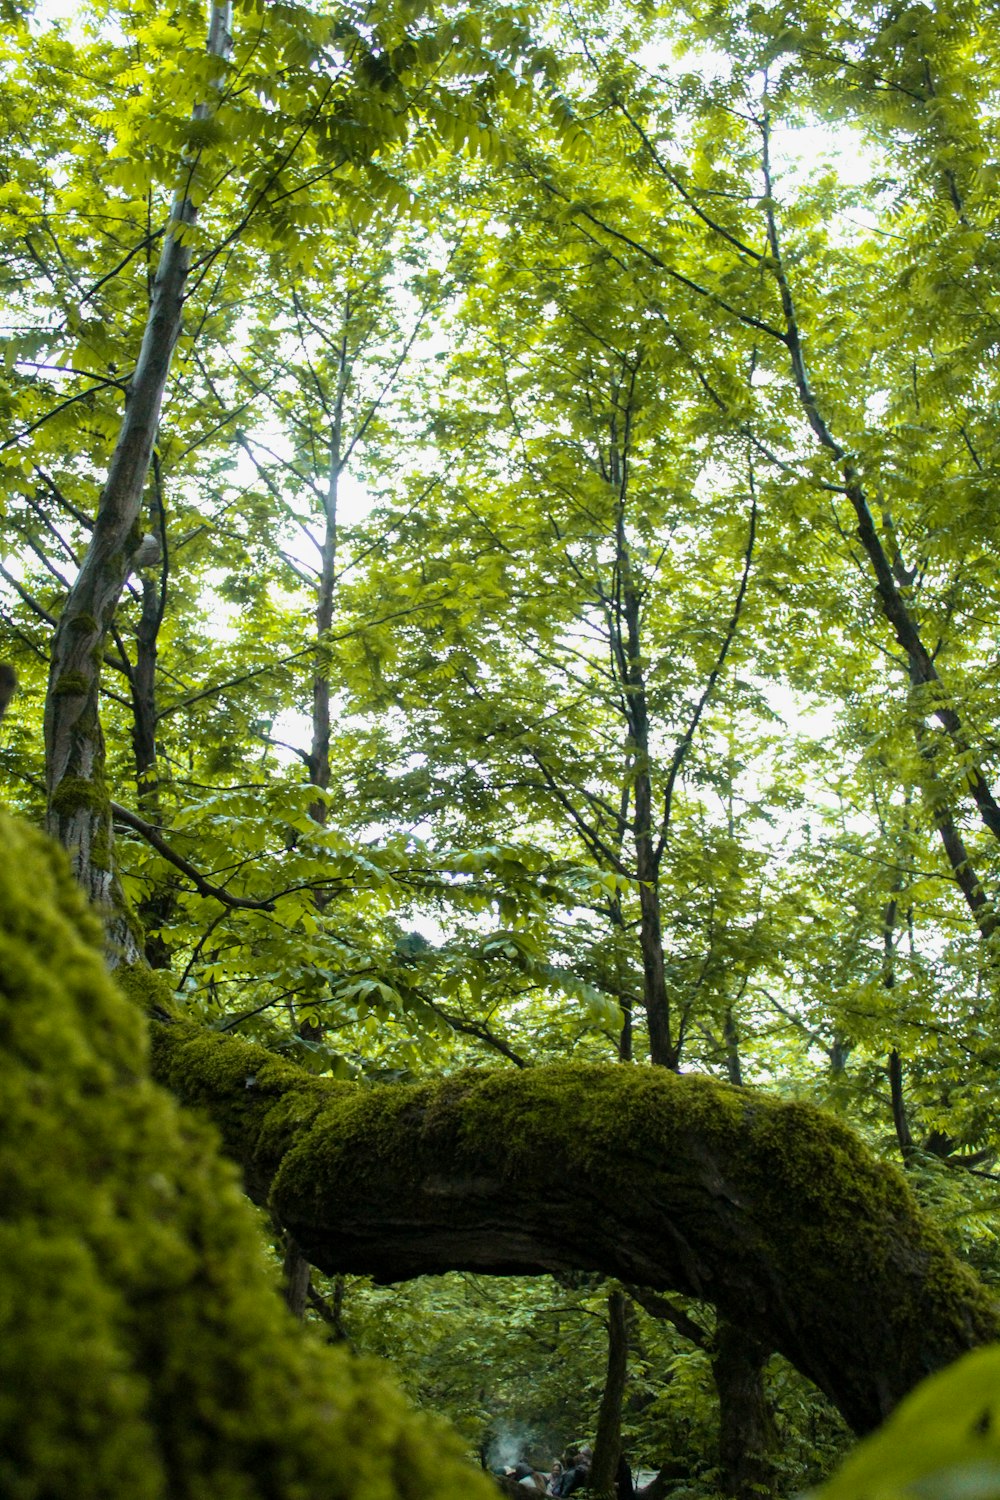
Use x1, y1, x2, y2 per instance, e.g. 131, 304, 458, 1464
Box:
634, 764, 675, 1068
761, 115, 1000, 860
282, 1233, 312, 1320
912, 720, 997, 939
131, 464, 177, 967
297, 352, 347, 1076
590, 1290, 629, 1498
149, 1028, 1000, 1436
613, 486, 675, 1069
611, 443, 762, 1488
307, 321, 349, 822
888, 1050, 915, 1162
132, 571, 161, 807
43, 0, 232, 964
723, 1010, 743, 1088
712, 1325, 776, 1500
308, 448, 339, 819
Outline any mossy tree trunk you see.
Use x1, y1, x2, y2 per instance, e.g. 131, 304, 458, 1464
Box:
148, 1025, 1000, 1437
43, 1, 232, 965
0, 809, 500, 1500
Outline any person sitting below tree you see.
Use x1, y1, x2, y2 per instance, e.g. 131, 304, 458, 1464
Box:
555, 1449, 591, 1496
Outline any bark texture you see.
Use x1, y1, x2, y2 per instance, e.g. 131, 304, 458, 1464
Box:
711, 1326, 776, 1500
589, 1290, 629, 1498
43, 2, 232, 964
149, 1022, 1000, 1437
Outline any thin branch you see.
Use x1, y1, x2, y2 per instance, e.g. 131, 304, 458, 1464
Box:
111, 801, 278, 910
610, 94, 763, 263
624, 1284, 709, 1348
0, 382, 123, 452
527, 161, 787, 344
656, 484, 757, 862
426, 999, 529, 1068
531, 752, 629, 874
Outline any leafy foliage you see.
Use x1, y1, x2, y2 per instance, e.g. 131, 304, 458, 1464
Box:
3, 0, 1000, 1492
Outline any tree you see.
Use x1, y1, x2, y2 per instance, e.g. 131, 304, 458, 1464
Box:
5, 0, 1000, 1494
3, 0, 549, 957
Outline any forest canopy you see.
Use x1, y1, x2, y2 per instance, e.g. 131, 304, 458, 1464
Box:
3, 0, 1000, 1496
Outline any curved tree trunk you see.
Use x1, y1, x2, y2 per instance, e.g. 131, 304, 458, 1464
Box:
149, 1025, 1000, 1436
43, 1, 232, 964
761, 113, 1000, 866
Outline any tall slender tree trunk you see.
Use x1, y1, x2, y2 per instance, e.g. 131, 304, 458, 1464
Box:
131, 459, 177, 967
882, 884, 918, 1162
761, 109, 1000, 864
609, 428, 771, 1496
911, 717, 997, 939
307, 336, 348, 822
286, 330, 349, 1315
612, 458, 675, 1068
131, 456, 167, 812
633, 756, 674, 1068
43, 1, 232, 964
590, 1290, 630, 1499
888, 1048, 915, 1162
723, 1010, 743, 1087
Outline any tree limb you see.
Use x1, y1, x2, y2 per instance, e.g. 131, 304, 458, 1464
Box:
110, 801, 277, 910
150, 1031, 1000, 1437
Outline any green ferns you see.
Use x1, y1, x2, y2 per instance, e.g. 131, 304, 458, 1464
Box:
0, 810, 491, 1500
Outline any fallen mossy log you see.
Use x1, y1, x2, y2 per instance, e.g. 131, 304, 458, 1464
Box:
149, 1016, 1000, 1438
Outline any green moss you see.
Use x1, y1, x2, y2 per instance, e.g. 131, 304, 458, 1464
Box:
67, 614, 99, 636
732, 1097, 995, 1362
0, 812, 493, 1500
255, 1056, 998, 1430
52, 671, 90, 696
49, 774, 108, 816
116, 963, 178, 1017
91, 823, 112, 872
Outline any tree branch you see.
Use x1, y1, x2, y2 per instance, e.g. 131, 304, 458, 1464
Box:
110, 801, 277, 910
150, 1033, 1000, 1438
656, 485, 757, 862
